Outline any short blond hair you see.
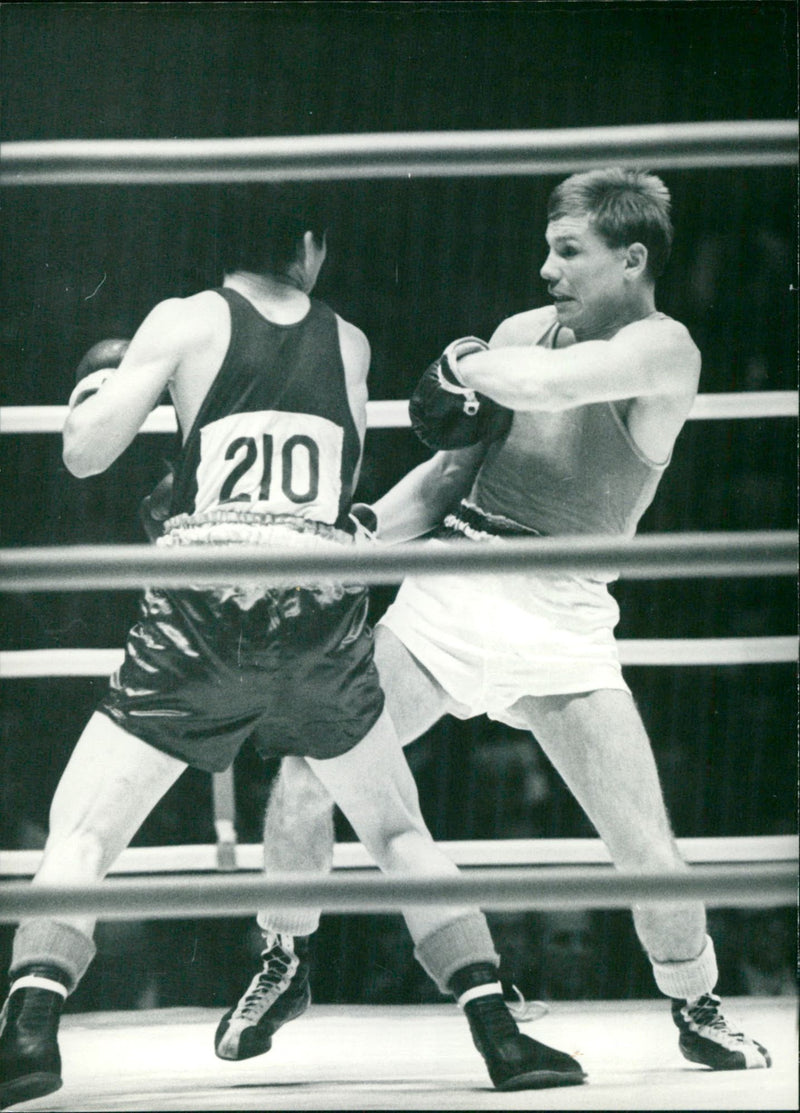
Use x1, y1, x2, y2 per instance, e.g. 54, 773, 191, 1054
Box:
548, 168, 673, 278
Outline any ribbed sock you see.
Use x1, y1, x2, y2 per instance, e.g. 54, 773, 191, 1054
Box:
650, 935, 718, 1000
11, 920, 96, 994
414, 914, 499, 994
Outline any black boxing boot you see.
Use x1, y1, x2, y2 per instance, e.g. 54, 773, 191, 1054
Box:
0, 965, 68, 1110
215, 932, 311, 1060
450, 963, 586, 1091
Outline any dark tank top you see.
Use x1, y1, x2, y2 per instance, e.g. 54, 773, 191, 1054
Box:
169, 288, 361, 532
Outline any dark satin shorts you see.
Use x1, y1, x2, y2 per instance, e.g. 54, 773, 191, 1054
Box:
100, 584, 385, 772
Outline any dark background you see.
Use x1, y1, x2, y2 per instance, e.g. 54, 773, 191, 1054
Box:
1, 1, 797, 1008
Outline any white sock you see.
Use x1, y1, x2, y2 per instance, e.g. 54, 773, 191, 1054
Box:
651, 935, 718, 1000
11, 974, 68, 998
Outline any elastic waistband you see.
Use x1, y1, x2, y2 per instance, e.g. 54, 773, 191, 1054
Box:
155, 509, 360, 609
440, 499, 543, 541
159, 509, 353, 548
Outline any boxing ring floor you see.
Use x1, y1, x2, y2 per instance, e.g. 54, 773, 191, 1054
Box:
15, 997, 798, 1112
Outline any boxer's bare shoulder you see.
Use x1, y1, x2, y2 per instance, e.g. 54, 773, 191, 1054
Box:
490, 305, 560, 348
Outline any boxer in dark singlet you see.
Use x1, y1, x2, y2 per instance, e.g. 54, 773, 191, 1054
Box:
1, 188, 583, 1108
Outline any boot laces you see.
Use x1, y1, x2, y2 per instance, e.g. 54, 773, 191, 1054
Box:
503, 981, 549, 1023
15, 987, 62, 1023
235, 942, 295, 1021
24, 994, 59, 1023
472, 994, 520, 1041
686, 994, 746, 1041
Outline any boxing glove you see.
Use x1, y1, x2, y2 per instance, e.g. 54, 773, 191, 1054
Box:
409, 336, 513, 450
68, 337, 130, 409
349, 501, 379, 542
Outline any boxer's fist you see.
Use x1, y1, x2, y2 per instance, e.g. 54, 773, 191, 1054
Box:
139, 468, 174, 542
349, 502, 379, 543
69, 337, 130, 409
409, 336, 512, 450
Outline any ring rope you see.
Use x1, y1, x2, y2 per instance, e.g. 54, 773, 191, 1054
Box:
2, 836, 796, 879
2, 125, 795, 930
1, 122, 796, 186
1, 533, 796, 592
0, 863, 794, 920
2, 638, 796, 678
686, 392, 798, 421
1, 392, 797, 436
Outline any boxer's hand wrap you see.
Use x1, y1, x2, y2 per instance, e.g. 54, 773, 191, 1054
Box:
68, 337, 130, 409
139, 468, 174, 543
435, 336, 488, 398
349, 502, 379, 544
409, 336, 513, 450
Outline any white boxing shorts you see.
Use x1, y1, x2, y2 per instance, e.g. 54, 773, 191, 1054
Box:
379, 505, 629, 728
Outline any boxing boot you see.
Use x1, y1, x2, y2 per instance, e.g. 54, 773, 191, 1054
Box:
0, 965, 68, 1110
672, 994, 771, 1070
450, 963, 586, 1091
215, 931, 311, 1060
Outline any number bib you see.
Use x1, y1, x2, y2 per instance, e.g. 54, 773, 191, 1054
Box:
194, 410, 344, 524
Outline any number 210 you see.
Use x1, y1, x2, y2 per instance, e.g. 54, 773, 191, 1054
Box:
220, 433, 320, 504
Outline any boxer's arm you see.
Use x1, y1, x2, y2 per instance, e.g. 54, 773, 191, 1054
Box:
372, 443, 486, 543
456, 315, 700, 412
63, 298, 197, 477
337, 314, 371, 492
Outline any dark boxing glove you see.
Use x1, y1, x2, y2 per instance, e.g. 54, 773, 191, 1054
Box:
139, 468, 174, 543
68, 337, 130, 409
409, 336, 512, 450
349, 501, 379, 542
